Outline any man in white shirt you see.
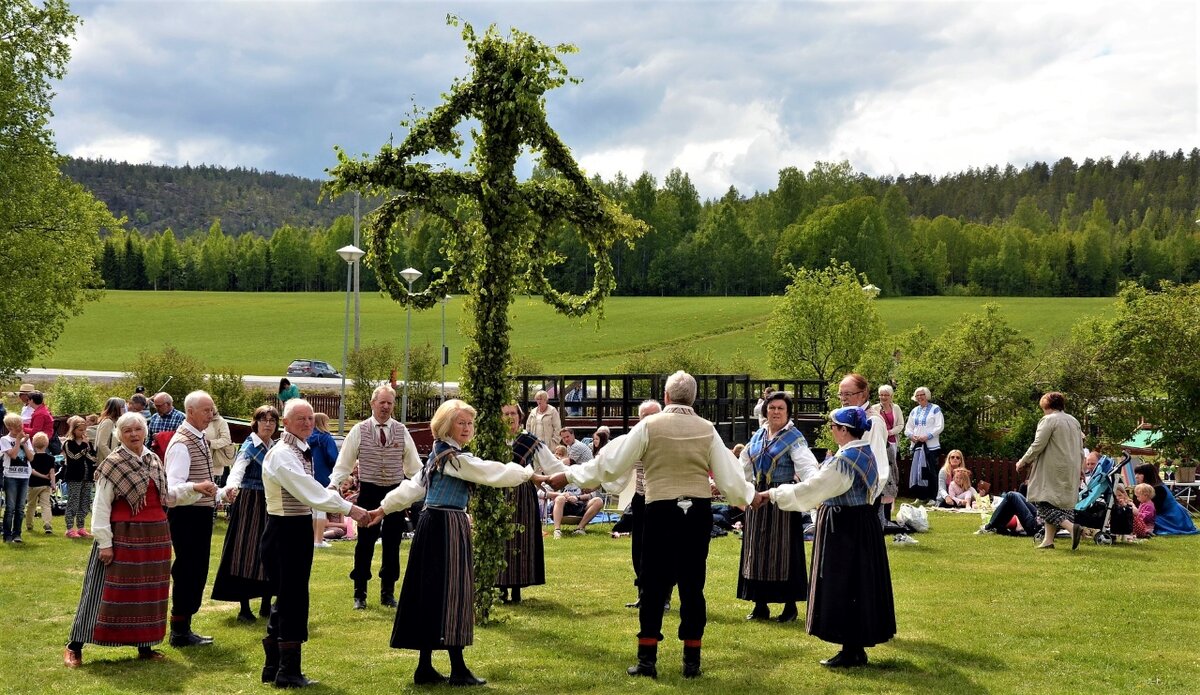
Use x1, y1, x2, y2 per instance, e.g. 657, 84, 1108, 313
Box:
548, 371, 755, 680
262, 399, 369, 687
164, 390, 218, 647
329, 385, 422, 610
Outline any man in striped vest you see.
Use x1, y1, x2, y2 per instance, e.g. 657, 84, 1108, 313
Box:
164, 390, 220, 647
329, 384, 422, 610
262, 399, 370, 688
549, 371, 756, 680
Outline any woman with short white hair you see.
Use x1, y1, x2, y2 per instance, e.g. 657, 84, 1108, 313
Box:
904, 387, 943, 503
874, 385, 904, 522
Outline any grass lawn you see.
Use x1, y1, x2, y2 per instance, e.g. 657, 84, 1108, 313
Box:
41, 292, 1115, 379
3, 507, 1196, 694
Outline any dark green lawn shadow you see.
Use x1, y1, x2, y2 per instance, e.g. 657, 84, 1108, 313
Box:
828, 636, 1008, 695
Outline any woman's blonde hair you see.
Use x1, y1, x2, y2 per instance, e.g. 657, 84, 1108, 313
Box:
942, 449, 965, 479
431, 399, 477, 440
953, 467, 972, 486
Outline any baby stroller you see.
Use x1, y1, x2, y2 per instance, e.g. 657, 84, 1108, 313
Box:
1072, 454, 1134, 546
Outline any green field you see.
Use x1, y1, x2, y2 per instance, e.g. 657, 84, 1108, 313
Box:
40, 292, 1115, 378
2, 510, 1196, 694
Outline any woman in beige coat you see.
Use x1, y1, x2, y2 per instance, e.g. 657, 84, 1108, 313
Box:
1015, 392, 1082, 550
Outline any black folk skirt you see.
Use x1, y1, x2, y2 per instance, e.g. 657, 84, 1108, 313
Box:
212, 487, 269, 601
737, 499, 808, 603
496, 481, 545, 589
806, 503, 896, 648
391, 507, 474, 650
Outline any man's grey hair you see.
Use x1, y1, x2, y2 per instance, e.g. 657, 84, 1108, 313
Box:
183, 390, 211, 412
638, 399, 662, 417
282, 398, 313, 420
664, 371, 696, 406
154, 392, 173, 406
372, 384, 397, 401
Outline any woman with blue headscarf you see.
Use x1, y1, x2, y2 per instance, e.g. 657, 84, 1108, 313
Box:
754, 406, 896, 668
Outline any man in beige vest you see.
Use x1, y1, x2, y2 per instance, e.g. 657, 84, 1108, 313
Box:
549, 371, 755, 680
164, 390, 220, 647
329, 384, 422, 610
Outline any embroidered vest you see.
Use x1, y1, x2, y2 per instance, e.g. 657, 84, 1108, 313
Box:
354, 419, 408, 485
825, 444, 878, 508
746, 424, 807, 490
423, 441, 471, 509
640, 405, 716, 503
237, 439, 267, 491
171, 426, 215, 507
279, 432, 315, 516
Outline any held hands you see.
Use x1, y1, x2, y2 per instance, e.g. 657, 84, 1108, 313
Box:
546, 472, 568, 491
530, 473, 550, 487
222, 487, 238, 504
348, 505, 371, 525
365, 507, 386, 527
749, 491, 772, 510
195, 481, 219, 497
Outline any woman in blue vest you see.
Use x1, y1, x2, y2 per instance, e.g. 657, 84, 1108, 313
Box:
755, 406, 896, 667
368, 399, 548, 686
212, 405, 278, 621
737, 391, 818, 622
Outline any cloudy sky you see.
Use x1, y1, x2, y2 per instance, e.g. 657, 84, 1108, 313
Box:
53, 0, 1198, 198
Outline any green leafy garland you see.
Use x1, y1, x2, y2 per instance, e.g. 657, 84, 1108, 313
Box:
326, 16, 646, 622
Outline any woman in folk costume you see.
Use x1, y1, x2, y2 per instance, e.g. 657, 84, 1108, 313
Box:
756, 406, 896, 668
904, 386, 944, 503
737, 391, 817, 623
64, 413, 217, 667
496, 403, 565, 604
212, 405, 279, 621
367, 399, 549, 686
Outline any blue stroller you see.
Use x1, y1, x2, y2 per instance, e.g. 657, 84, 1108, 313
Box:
1072, 454, 1134, 546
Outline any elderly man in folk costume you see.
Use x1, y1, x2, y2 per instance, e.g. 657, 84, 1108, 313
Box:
261, 399, 370, 687
548, 371, 756, 680
164, 390, 220, 647
328, 384, 422, 610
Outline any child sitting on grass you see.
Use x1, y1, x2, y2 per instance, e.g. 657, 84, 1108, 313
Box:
1132, 483, 1157, 538
945, 468, 977, 509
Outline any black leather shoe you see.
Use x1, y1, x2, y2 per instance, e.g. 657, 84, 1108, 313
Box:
682, 662, 701, 678
413, 665, 447, 685
1071, 524, 1084, 551
746, 607, 770, 621
169, 631, 214, 647
353, 597, 367, 610
448, 671, 487, 686
820, 649, 867, 668
775, 605, 799, 623
381, 594, 397, 608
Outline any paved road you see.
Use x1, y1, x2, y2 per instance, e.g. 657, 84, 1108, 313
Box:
17, 367, 461, 394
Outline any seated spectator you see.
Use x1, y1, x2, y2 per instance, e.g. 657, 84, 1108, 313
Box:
1111, 485, 1136, 539
976, 490, 1042, 536
590, 426, 610, 457
1132, 483, 1157, 538
1133, 461, 1198, 535
945, 468, 977, 508
935, 450, 966, 507
1080, 451, 1101, 490
560, 427, 592, 464
547, 479, 604, 539
731, 443, 745, 459
324, 511, 358, 541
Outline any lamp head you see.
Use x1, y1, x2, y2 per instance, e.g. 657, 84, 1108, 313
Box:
400, 267, 423, 284
336, 244, 365, 264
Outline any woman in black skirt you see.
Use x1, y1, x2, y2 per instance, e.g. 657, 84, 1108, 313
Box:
367, 399, 549, 686
754, 406, 895, 667
212, 405, 278, 621
737, 391, 818, 622
496, 403, 565, 604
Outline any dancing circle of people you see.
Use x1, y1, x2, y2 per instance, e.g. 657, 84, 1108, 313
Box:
61, 368, 1175, 686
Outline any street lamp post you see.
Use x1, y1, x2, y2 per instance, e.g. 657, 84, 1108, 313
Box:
336, 245, 365, 434
441, 294, 451, 400
399, 267, 423, 423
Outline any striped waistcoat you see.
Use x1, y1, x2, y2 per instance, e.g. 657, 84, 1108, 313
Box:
355, 419, 408, 486
172, 426, 215, 508
279, 432, 315, 516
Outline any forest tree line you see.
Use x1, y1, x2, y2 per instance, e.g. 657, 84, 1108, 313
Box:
89, 148, 1200, 296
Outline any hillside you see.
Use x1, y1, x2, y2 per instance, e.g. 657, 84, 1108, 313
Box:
62, 157, 368, 235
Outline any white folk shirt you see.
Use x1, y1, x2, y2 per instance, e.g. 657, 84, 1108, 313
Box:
164, 421, 209, 506
378, 440, 535, 514
262, 435, 352, 517
329, 418, 422, 489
